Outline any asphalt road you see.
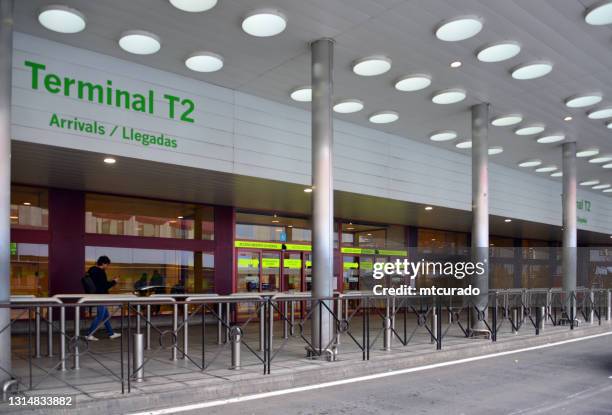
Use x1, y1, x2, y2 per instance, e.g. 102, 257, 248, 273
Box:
191, 334, 612, 415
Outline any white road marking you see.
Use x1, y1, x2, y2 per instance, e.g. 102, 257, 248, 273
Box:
127, 331, 612, 415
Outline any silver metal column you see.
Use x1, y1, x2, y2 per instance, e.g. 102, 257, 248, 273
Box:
0, 0, 13, 382
183, 303, 188, 359
59, 306, 66, 371
47, 306, 53, 357
470, 103, 490, 334
562, 141, 577, 319
310, 38, 335, 354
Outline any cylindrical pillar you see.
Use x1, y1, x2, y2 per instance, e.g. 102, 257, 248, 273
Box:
47, 306, 53, 357
311, 38, 335, 354
73, 306, 80, 369
562, 141, 577, 320
133, 333, 144, 382
230, 327, 241, 370
59, 306, 66, 371
470, 103, 490, 334
182, 303, 188, 359
0, 0, 13, 382
511, 308, 518, 334
607, 290, 611, 321
145, 304, 151, 350
171, 304, 177, 361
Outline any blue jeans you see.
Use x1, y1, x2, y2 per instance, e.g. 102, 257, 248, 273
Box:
87, 306, 114, 336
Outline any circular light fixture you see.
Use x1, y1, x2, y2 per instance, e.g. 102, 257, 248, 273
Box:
587, 107, 612, 120
169, 0, 217, 12
450, 60, 462, 68
585, 1, 612, 25
290, 86, 311, 102
603, 163, 612, 169
593, 183, 611, 190
488, 146, 504, 155
536, 134, 565, 144
535, 165, 557, 173
435, 16, 483, 42
23, 202, 31, 206
185, 51, 223, 72
491, 114, 522, 126
429, 130, 457, 142
564, 116, 573, 121
607, 121, 612, 129
103, 157, 116, 164
304, 188, 313, 193
511, 61, 553, 80
577, 148, 600, 158
456, 140, 472, 149
394, 74, 432, 92
119, 30, 161, 55
431, 89, 466, 105
515, 124, 545, 136
369, 110, 398, 124
518, 159, 542, 168
476, 41, 521, 63
604, 189, 612, 193
242, 9, 287, 37
504, 218, 512, 223
352, 56, 392, 76
564, 93, 602, 108
551, 171, 563, 177
424, 206, 433, 211
580, 179, 600, 186
589, 155, 612, 164
177, 216, 184, 219
38, 5, 86, 34
333, 99, 364, 114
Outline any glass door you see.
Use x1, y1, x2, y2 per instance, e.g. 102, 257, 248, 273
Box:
261, 251, 280, 292
282, 252, 302, 292
237, 250, 260, 293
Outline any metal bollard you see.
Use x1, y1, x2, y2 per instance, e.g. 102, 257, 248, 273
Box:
74, 306, 80, 370
259, 303, 265, 352
171, 304, 178, 361
145, 304, 151, 350
430, 307, 437, 344
133, 333, 144, 382
512, 308, 518, 334
589, 291, 595, 324
183, 303, 189, 359
607, 291, 611, 321
59, 306, 66, 371
383, 317, 392, 351
230, 327, 242, 370
537, 306, 545, 332
336, 297, 342, 346
35, 306, 41, 358
217, 303, 223, 345
47, 306, 53, 357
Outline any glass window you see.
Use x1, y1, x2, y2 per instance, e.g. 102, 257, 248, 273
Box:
85, 194, 213, 240
10, 243, 49, 296
85, 246, 214, 294
490, 236, 515, 258
491, 263, 514, 289
11, 186, 49, 230
236, 212, 311, 243
341, 223, 404, 249
522, 240, 549, 260
522, 264, 550, 288
417, 229, 468, 255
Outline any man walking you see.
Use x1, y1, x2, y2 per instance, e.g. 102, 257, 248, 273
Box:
86, 256, 121, 341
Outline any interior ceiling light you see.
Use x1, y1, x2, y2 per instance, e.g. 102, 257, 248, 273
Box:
352, 56, 392, 76
518, 159, 542, 167
604, 163, 612, 169
535, 165, 557, 173
431, 89, 466, 105
425, 206, 433, 211
564, 93, 602, 108
580, 179, 600, 186
290, 86, 311, 102
103, 157, 116, 164
587, 106, 612, 119
488, 146, 504, 155
333, 99, 364, 114
511, 62, 553, 80
169, 0, 217, 12
394, 74, 432, 92
429, 130, 457, 142
607, 121, 612, 129
585, 1, 612, 25
303, 188, 313, 193
119, 30, 161, 55
589, 155, 612, 163
450, 60, 462, 68
504, 218, 512, 223
515, 124, 545, 136
456, 140, 472, 149
242, 9, 287, 37
435, 16, 483, 42
38, 5, 86, 33
369, 110, 398, 124
536, 134, 565, 144
476, 41, 521, 63
577, 148, 600, 157
551, 171, 563, 177
604, 189, 612, 193
185, 51, 223, 72
491, 114, 522, 126
593, 183, 611, 190
564, 116, 573, 121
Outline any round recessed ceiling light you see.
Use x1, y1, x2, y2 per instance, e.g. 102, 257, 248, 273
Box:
394, 74, 432, 92
518, 159, 542, 167
435, 16, 483, 42
304, 188, 313, 193
352, 56, 392, 76
587, 106, 612, 120
476, 41, 521, 63
604, 163, 612, 169
242, 9, 287, 37
333, 99, 364, 114
369, 110, 398, 124
589, 155, 612, 164
290, 86, 311, 102
551, 171, 563, 177
456, 140, 472, 149
169, 0, 217, 12
564, 116, 573, 121
104, 157, 116, 164
593, 183, 611, 190
504, 218, 512, 223
535, 165, 557, 173
564, 93, 602, 108
429, 130, 457, 142
580, 179, 600, 186
450, 60, 462, 68
425, 206, 434, 211
585, 1, 612, 25
604, 189, 612, 193
511, 61, 553, 80
488, 146, 504, 155
536, 134, 565, 144
185, 51, 223, 72
431, 89, 466, 105
577, 148, 600, 158
491, 114, 522, 126
38, 5, 86, 33
119, 30, 161, 55
515, 124, 545, 136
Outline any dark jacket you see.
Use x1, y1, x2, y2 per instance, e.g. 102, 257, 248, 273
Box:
87, 266, 116, 294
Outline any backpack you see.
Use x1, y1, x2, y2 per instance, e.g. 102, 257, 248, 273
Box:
81, 273, 97, 294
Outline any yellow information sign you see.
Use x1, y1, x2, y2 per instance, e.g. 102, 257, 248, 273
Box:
238, 258, 259, 268
343, 262, 359, 269
360, 261, 373, 270
283, 259, 302, 269
261, 258, 280, 268
284, 244, 312, 251
341, 247, 376, 255
377, 249, 408, 256
235, 241, 283, 250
